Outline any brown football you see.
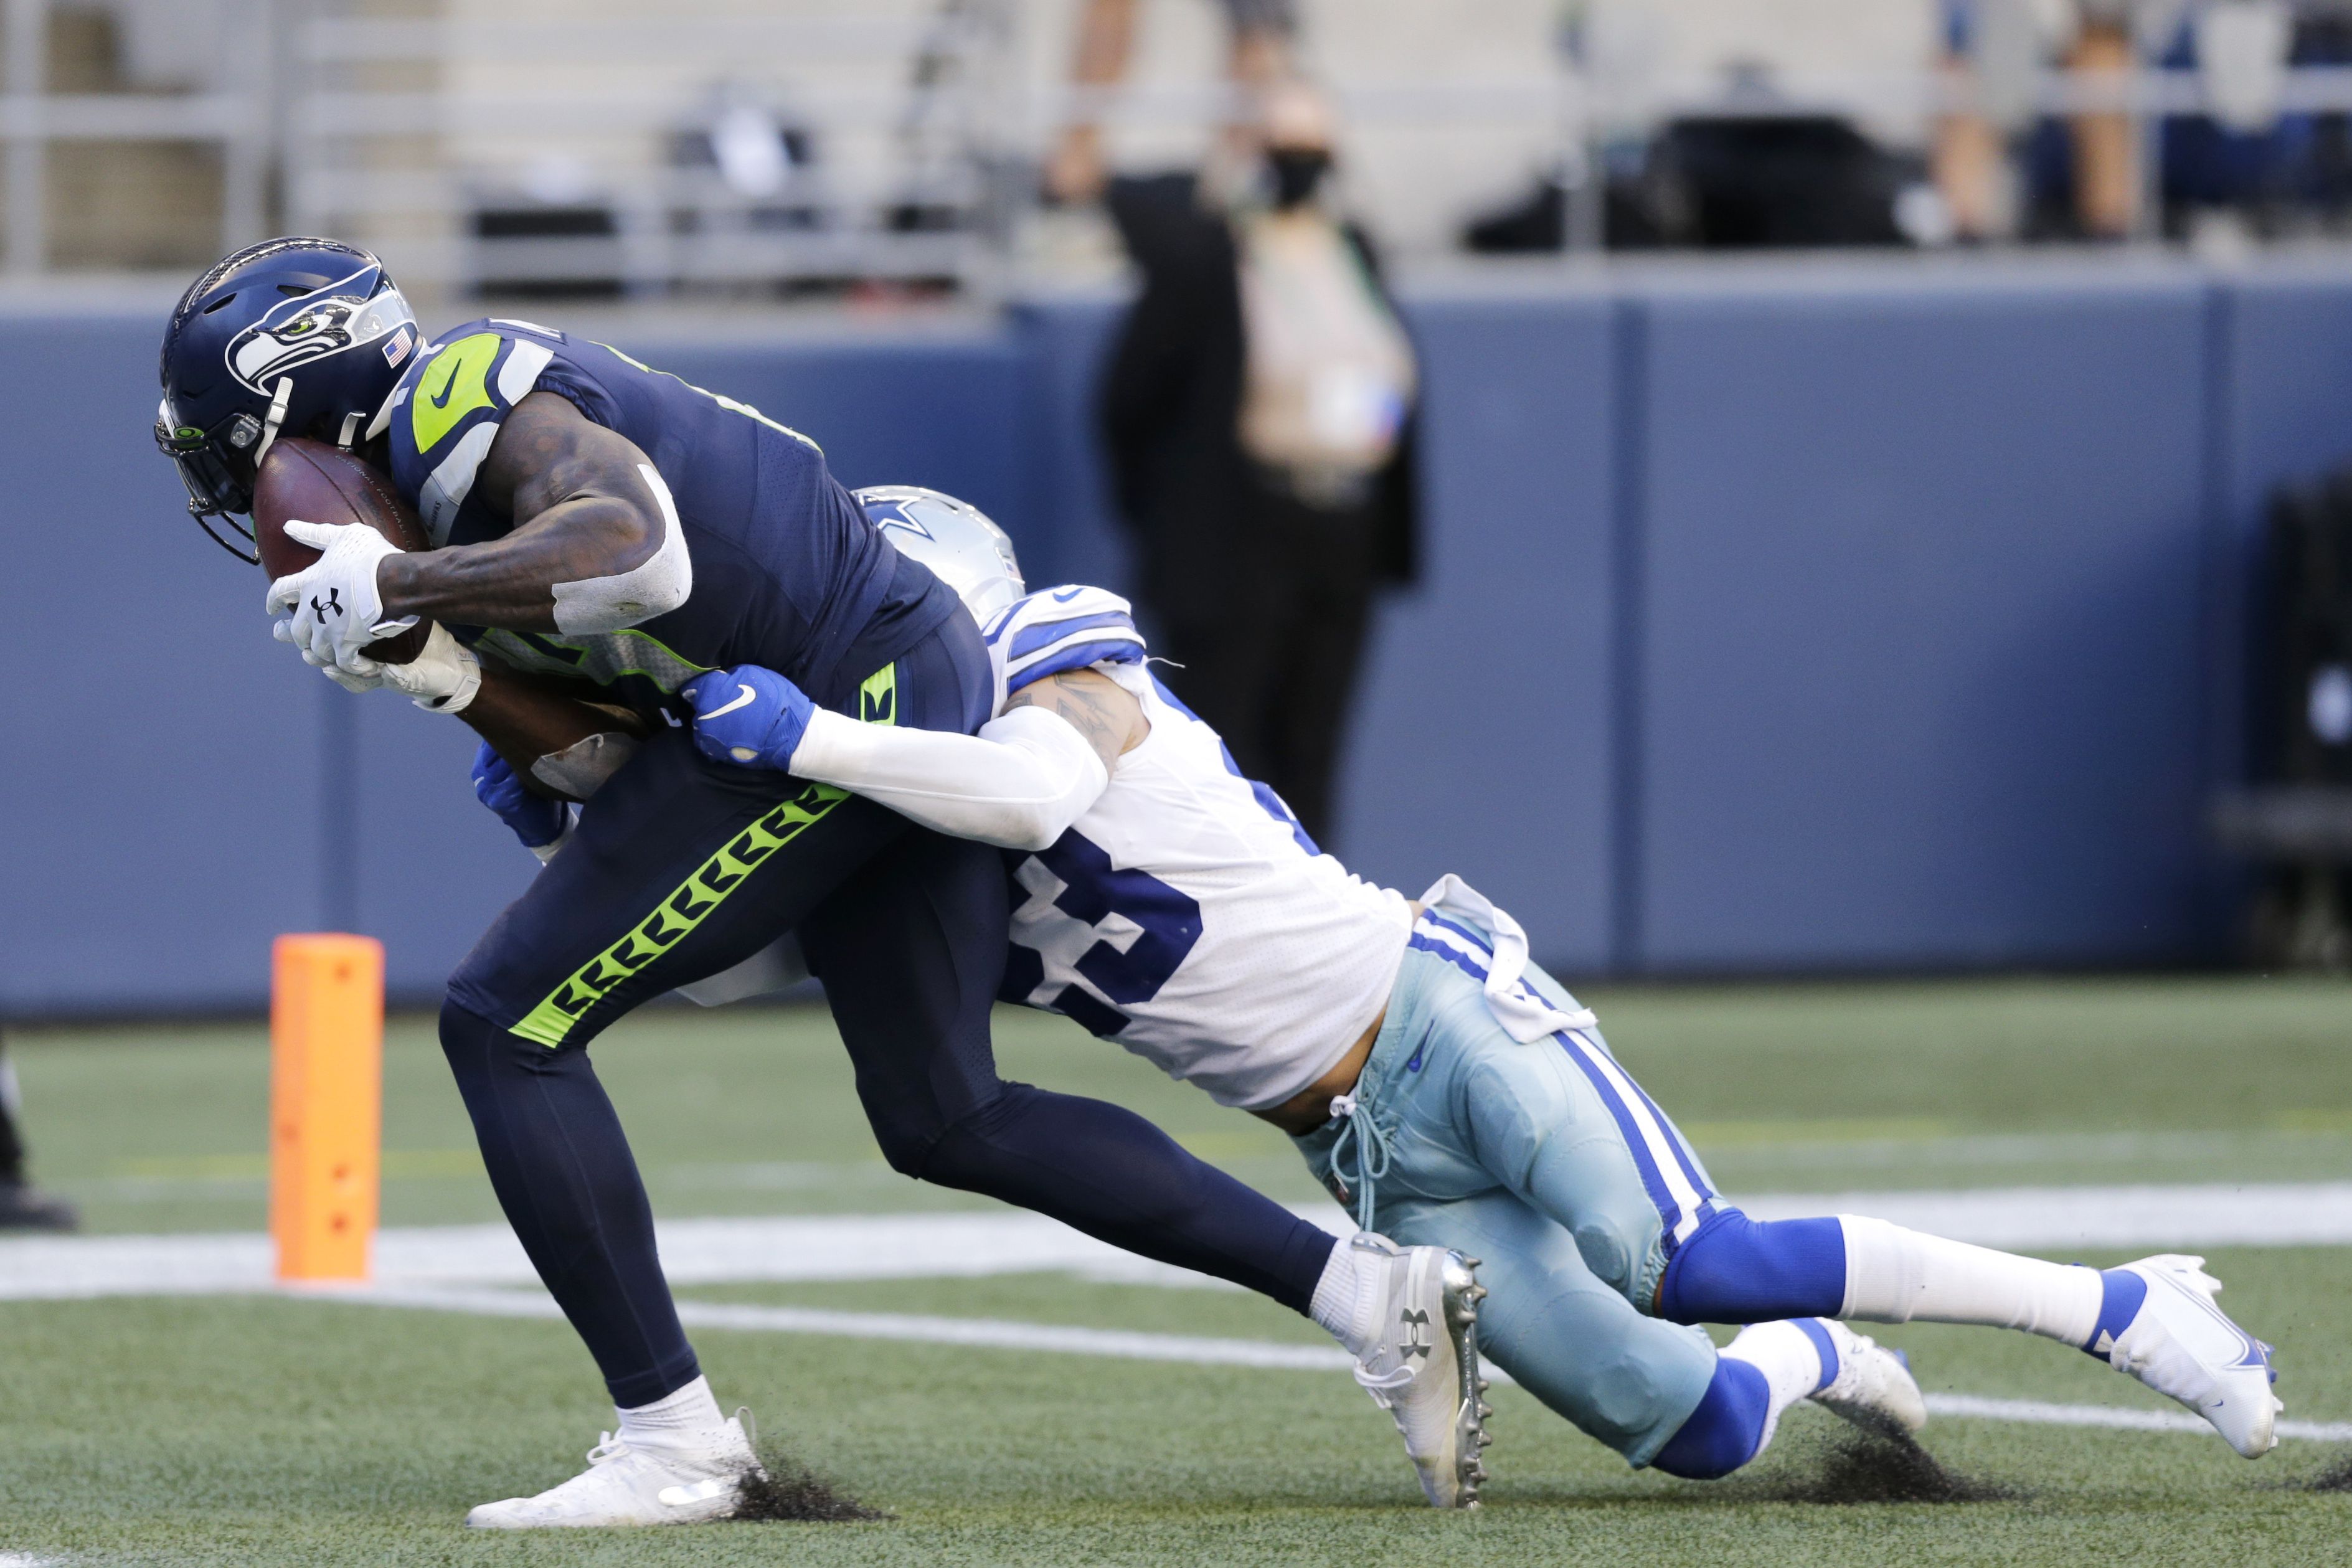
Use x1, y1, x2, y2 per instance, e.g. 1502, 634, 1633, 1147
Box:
252, 437, 432, 664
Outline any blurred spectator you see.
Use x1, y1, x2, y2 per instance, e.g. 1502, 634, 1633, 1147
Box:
0, 1033, 77, 1232
1099, 81, 1420, 846
1935, 0, 2166, 240
1046, 0, 1298, 205
1928, 1, 2338, 240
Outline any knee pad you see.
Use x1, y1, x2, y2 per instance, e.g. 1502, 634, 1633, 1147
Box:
437, 996, 509, 1081
867, 1112, 945, 1180
873, 1081, 1032, 1184
1657, 1207, 1846, 1325
1648, 1357, 1770, 1480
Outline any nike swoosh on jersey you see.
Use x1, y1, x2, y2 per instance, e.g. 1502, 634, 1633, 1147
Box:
697, 684, 758, 720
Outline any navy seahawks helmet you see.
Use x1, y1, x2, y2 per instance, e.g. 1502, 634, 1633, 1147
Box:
855, 485, 1024, 622
156, 237, 422, 560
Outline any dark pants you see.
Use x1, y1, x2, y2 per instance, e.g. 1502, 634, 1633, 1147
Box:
441, 613, 1334, 1405
1156, 484, 1375, 848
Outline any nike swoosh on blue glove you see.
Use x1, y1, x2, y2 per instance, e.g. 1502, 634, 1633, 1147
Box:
470, 740, 569, 849
684, 664, 815, 771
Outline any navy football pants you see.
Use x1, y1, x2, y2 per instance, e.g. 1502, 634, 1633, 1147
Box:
440, 616, 1334, 1405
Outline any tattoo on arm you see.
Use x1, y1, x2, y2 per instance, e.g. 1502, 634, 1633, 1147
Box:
1006, 668, 1145, 772
377, 392, 663, 631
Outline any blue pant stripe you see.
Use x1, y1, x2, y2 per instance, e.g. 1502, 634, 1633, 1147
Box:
1619, 1070, 1717, 1222
1550, 1029, 1689, 1250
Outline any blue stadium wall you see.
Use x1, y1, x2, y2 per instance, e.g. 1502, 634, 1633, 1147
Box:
6, 257, 2350, 1014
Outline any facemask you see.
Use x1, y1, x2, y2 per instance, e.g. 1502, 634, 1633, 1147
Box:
1265, 148, 1332, 209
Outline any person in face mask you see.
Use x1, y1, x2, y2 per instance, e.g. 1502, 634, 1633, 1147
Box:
1099, 80, 1420, 848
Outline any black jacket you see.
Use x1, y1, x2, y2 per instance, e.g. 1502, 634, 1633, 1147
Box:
1098, 172, 1420, 623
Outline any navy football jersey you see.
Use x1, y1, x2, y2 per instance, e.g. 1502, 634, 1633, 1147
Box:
380, 317, 955, 712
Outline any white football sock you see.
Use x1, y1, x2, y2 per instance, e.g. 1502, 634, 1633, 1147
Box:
1838, 1214, 2103, 1345
1721, 1320, 1831, 1458
1309, 1239, 1381, 1358
617, 1374, 726, 1449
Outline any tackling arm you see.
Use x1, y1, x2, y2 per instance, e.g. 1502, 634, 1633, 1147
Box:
696, 666, 1145, 852
375, 392, 688, 633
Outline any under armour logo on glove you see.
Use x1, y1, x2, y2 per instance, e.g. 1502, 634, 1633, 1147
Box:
267, 518, 413, 673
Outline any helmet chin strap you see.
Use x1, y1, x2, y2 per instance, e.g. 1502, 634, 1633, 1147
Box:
250, 375, 294, 471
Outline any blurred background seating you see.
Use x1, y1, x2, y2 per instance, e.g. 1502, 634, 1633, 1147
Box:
9, 0, 2352, 1013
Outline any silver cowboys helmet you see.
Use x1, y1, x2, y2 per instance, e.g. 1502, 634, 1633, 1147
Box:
856, 485, 1024, 623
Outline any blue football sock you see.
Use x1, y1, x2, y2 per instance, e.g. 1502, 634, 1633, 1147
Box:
1651, 1358, 1772, 1480
1658, 1208, 1848, 1324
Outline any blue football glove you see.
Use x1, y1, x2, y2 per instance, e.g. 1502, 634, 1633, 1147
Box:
684, 664, 815, 771
470, 740, 569, 851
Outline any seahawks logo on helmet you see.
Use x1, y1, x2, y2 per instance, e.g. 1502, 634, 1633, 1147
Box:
224, 267, 417, 396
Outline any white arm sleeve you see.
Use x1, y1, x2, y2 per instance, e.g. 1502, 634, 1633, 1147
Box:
550, 463, 694, 633
786, 704, 1112, 851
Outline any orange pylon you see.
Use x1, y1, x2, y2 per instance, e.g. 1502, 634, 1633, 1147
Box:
268, 934, 383, 1283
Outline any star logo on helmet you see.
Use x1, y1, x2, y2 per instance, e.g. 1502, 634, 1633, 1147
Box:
871, 501, 935, 542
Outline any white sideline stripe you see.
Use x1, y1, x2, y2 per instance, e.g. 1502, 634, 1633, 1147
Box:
9, 1182, 2352, 1303
0, 1209, 1288, 1302
339, 1284, 2352, 1444
0, 1555, 60, 1567
347, 1283, 1358, 1371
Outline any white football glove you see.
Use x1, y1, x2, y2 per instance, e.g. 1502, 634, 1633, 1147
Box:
266, 519, 418, 672
326, 623, 483, 712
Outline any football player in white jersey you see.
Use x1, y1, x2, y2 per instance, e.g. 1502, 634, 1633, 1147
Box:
533, 489, 2283, 1483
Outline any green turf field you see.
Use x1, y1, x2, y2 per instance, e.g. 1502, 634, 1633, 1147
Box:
4, 978, 2350, 1566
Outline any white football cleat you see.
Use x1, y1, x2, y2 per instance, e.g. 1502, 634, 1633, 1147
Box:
1348, 1232, 1489, 1509
2097, 1255, 2280, 1459
1807, 1320, 1927, 1436
465, 1411, 762, 1528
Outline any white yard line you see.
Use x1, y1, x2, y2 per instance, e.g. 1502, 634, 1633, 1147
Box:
1740, 1183, 2352, 1250
335, 1282, 2352, 1445
1925, 1393, 2352, 1443
11, 1183, 2352, 1304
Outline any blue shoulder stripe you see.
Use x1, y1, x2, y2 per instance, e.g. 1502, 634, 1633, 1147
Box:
1008, 610, 1138, 661
1004, 638, 1145, 696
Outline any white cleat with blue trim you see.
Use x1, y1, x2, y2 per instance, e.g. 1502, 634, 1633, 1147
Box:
465, 1412, 762, 1528
2100, 1255, 2280, 1458
1808, 1320, 1927, 1436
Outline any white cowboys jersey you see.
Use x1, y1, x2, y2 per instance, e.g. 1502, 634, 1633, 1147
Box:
980, 586, 1414, 1110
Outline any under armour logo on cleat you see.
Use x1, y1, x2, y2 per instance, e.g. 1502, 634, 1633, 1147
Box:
1400, 1307, 1432, 1360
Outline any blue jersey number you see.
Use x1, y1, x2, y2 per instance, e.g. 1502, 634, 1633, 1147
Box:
1000, 831, 1201, 1036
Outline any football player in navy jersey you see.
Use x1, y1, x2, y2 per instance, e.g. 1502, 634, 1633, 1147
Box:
158, 240, 1484, 1526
